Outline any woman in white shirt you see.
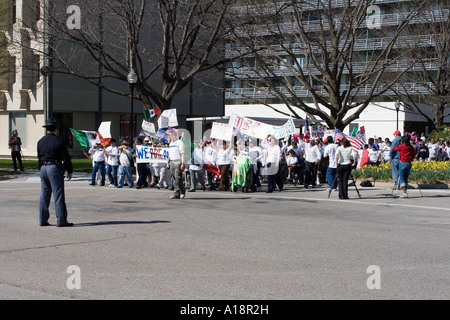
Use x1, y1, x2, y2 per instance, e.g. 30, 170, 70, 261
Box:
335, 138, 357, 200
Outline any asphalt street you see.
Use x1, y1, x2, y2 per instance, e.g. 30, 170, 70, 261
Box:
1, 171, 449, 301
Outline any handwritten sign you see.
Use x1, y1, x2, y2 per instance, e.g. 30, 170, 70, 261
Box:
141, 120, 156, 137
228, 114, 274, 139
210, 122, 233, 141
157, 108, 178, 128
311, 124, 327, 139
135, 145, 169, 164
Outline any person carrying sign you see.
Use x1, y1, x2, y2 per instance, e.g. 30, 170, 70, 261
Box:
167, 131, 186, 199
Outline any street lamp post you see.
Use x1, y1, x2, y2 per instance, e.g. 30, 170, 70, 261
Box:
127, 69, 138, 143
395, 101, 400, 131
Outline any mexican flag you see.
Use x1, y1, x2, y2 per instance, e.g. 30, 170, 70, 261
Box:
70, 129, 101, 149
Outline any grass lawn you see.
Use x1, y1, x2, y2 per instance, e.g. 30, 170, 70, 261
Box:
0, 158, 93, 176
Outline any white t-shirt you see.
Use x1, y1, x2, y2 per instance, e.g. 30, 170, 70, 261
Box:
266, 144, 281, 163
203, 146, 218, 164
304, 143, 321, 163
106, 145, 119, 166
169, 140, 185, 161
217, 148, 231, 165
428, 143, 439, 158
286, 156, 298, 166
323, 143, 338, 169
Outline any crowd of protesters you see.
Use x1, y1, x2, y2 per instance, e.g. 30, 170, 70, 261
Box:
84, 129, 450, 199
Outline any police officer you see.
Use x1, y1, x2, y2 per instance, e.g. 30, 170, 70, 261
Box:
37, 118, 74, 227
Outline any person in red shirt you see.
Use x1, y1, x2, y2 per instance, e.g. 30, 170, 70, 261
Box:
393, 135, 416, 198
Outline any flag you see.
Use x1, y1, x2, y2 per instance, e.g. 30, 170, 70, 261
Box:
335, 128, 365, 153
303, 116, 310, 142
70, 129, 101, 149
144, 108, 160, 119
202, 163, 220, 177
351, 127, 358, 137
360, 126, 365, 135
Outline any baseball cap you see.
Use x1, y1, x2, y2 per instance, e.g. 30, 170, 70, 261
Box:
144, 137, 150, 141
393, 130, 401, 135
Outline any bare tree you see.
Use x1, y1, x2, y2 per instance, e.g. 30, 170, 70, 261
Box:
225, 0, 424, 130
14, 0, 242, 116
394, 0, 450, 131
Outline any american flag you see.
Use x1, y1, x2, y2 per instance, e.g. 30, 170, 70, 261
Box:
335, 128, 365, 152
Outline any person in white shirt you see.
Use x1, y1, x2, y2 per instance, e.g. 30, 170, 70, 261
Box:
286, 149, 299, 181
105, 138, 119, 187
202, 140, 219, 190
117, 139, 135, 188
188, 142, 206, 192
89, 142, 106, 186
382, 141, 391, 164
248, 139, 262, 190
323, 136, 338, 191
264, 135, 283, 193
428, 139, 439, 161
214, 140, 233, 191
368, 144, 380, 166
167, 131, 185, 199
304, 140, 321, 188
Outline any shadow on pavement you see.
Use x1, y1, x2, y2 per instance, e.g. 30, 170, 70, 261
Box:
74, 220, 171, 227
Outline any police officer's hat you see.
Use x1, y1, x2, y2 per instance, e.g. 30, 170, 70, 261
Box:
43, 118, 58, 128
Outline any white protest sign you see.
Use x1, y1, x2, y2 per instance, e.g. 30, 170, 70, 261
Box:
135, 145, 169, 164
272, 118, 295, 140
141, 119, 156, 137
311, 124, 327, 139
210, 122, 233, 141
98, 121, 111, 139
228, 114, 274, 140
157, 108, 178, 128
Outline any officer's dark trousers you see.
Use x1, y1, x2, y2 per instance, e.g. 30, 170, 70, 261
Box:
39, 165, 68, 225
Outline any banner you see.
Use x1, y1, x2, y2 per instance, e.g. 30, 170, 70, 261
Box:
228, 114, 274, 140
272, 118, 295, 140
311, 124, 327, 139
135, 145, 169, 164
157, 108, 178, 128
210, 122, 233, 141
142, 119, 156, 137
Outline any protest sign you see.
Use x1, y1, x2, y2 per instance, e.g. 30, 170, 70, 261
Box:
156, 129, 169, 143
272, 118, 295, 140
228, 114, 274, 139
141, 119, 156, 137
210, 122, 233, 141
157, 108, 178, 128
311, 124, 327, 139
135, 145, 169, 164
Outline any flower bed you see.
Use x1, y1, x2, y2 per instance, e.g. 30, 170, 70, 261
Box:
352, 161, 450, 184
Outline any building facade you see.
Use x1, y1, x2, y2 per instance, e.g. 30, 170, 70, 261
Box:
0, 0, 224, 159
223, 0, 449, 140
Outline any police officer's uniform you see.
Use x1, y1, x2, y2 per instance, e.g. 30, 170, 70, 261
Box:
37, 118, 73, 227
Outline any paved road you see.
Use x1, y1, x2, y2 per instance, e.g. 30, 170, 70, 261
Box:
1, 171, 449, 301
